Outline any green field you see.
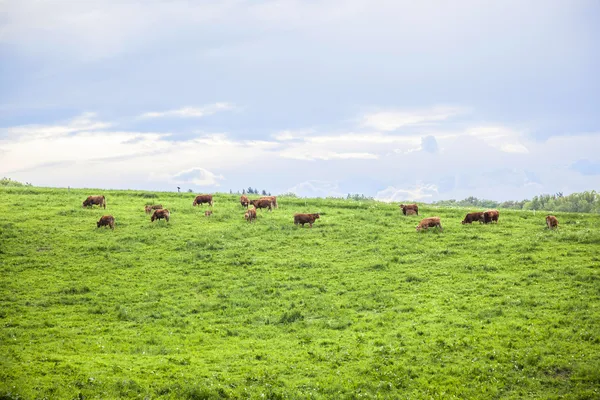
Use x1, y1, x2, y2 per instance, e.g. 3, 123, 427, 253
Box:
1, 186, 599, 399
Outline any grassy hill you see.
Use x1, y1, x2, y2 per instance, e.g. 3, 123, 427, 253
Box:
1, 186, 599, 399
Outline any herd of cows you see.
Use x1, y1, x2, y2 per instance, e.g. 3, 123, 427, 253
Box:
84, 195, 560, 231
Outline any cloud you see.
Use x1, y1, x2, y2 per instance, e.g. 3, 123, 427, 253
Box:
361, 106, 465, 131
171, 167, 224, 187
468, 126, 529, 154
285, 180, 345, 198
139, 103, 234, 119
376, 184, 439, 202
2, 112, 111, 140
280, 150, 378, 161
571, 159, 600, 176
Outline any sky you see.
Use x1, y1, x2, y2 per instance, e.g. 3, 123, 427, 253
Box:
1, 0, 599, 201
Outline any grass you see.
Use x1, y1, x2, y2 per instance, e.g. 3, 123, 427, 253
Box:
0, 186, 599, 399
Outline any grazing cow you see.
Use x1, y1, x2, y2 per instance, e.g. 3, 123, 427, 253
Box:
462, 212, 485, 224
260, 196, 278, 208
546, 215, 559, 229
83, 195, 106, 209
240, 195, 249, 208
294, 213, 320, 228
193, 194, 213, 207
400, 203, 419, 216
250, 199, 272, 211
483, 209, 500, 224
205, 210, 213, 217
244, 208, 257, 223
416, 216, 443, 232
151, 209, 170, 222
96, 215, 115, 230
144, 204, 163, 214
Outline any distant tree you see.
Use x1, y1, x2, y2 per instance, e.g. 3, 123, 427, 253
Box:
230, 189, 232, 194
247, 187, 254, 194
268, 192, 271, 196
188, 189, 193, 193
242, 189, 246, 194
262, 190, 267, 195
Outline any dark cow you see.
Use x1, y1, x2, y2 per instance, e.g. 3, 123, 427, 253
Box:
260, 196, 278, 209
546, 215, 559, 229
151, 209, 170, 222
205, 210, 213, 217
83, 195, 106, 209
240, 195, 249, 208
462, 212, 485, 224
416, 216, 443, 232
244, 208, 257, 223
96, 215, 115, 230
400, 203, 418, 216
144, 204, 163, 214
483, 209, 499, 224
193, 194, 213, 207
250, 199, 272, 211
294, 213, 320, 228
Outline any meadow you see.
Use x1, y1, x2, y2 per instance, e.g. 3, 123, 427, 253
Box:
0, 186, 599, 399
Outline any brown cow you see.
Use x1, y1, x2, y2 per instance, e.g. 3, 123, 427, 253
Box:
260, 196, 278, 208
240, 195, 249, 208
83, 195, 106, 209
294, 213, 320, 228
205, 210, 213, 217
193, 194, 213, 207
462, 212, 485, 224
483, 209, 499, 224
144, 204, 163, 214
151, 209, 170, 222
406, 209, 417, 216
250, 199, 272, 211
96, 215, 115, 230
546, 215, 559, 229
416, 216, 443, 232
244, 208, 257, 223
400, 203, 418, 215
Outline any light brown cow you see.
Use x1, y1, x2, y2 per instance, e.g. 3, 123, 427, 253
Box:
83, 195, 106, 209
193, 194, 213, 207
294, 213, 320, 228
260, 196, 278, 208
546, 215, 559, 229
250, 199, 272, 211
244, 208, 257, 223
205, 210, 213, 217
151, 209, 170, 222
416, 216, 443, 232
96, 215, 115, 230
483, 209, 499, 224
240, 195, 249, 208
462, 212, 485, 224
400, 203, 418, 216
145, 204, 163, 214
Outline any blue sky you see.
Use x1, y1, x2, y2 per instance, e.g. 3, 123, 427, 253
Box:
1, 0, 599, 201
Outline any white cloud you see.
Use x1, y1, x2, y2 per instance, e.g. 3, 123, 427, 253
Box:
2, 112, 111, 140
139, 103, 234, 119
468, 125, 529, 154
376, 184, 439, 202
361, 106, 465, 131
170, 167, 224, 187
285, 180, 345, 198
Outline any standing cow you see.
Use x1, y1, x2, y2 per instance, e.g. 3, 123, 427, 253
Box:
462, 212, 485, 224
546, 215, 559, 229
144, 204, 163, 214
400, 203, 419, 216
483, 210, 499, 224
250, 199, 272, 211
83, 195, 106, 209
416, 216, 443, 232
244, 208, 257, 223
193, 195, 213, 207
96, 215, 115, 230
240, 195, 249, 208
260, 196, 278, 209
151, 209, 170, 222
294, 213, 320, 228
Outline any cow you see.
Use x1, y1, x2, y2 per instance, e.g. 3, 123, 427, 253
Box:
151, 209, 170, 222
244, 208, 257, 223
144, 204, 163, 214
205, 210, 213, 217
193, 194, 213, 207
462, 212, 485, 224
260, 196, 278, 209
483, 209, 500, 224
250, 199, 272, 211
400, 203, 419, 216
96, 215, 115, 230
546, 215, 559, 229
83, 195, 106, 209
240, 195, 249, 208
416, 216, 443, 232
406, 209, 418, 216
294, 213, 320, 228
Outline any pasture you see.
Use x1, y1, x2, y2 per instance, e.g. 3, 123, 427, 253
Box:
0, 186, 599, 399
